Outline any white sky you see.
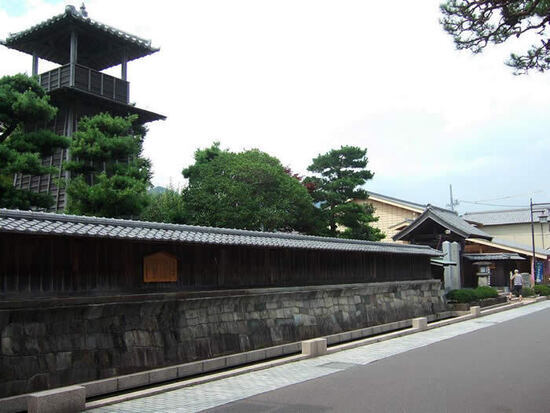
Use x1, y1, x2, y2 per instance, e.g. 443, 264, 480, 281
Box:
1, 0, 549, 213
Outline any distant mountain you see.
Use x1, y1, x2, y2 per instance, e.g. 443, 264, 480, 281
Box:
149, 186, 168, 195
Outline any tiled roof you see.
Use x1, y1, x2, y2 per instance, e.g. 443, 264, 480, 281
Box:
463, 253, 525, 261
393, 205, 493, 241
488, 237, 549, 256
1, 5, 158, 69
0, 209, 442, 257
463, 206, 550, 226
4, 6, 155, 49
366, 191, 426, 212
429, 206, 492, 239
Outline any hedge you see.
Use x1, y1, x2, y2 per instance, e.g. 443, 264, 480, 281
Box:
534, 285, 550, 296
447, 286, 499, 303
521, 287, 535, 297
473, 286, 499, 300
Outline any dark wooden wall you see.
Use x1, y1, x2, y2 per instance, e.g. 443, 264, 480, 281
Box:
0, 233, 432, 297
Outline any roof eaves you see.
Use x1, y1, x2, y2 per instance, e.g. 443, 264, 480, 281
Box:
366, 192, 426, 213
0, 209, 442, 256
426, 210, 469, 239
429, 207, 492, 240
467, 238, 549, 259
5, 6, 158, 54
392, 208, 463, 241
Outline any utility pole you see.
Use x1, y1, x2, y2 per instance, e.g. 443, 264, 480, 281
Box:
447, 184, 459, 212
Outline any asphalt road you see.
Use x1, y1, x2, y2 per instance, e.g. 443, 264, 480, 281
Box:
206, 308, 550, 413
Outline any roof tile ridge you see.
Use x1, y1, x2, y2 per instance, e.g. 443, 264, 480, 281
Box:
5, 5, 157, 51
366, 191, 427, 209
427, 204, 458, 215
0, 208, 435, 251
6, 10, 66, 40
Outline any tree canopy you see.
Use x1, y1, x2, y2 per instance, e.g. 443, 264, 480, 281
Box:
441, 0, 550, 74
182, 143, 320, 232
0, 74, 69, 209
305, 145, 384, 241
64, 113, 151, 218
141, 186, 187, 224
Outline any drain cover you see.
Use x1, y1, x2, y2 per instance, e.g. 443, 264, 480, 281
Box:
319, 362, 360, 370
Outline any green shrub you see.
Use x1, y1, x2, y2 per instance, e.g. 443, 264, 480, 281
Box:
447, 289, 477, 303
521, 287, 535, 297
473, 286, 499, 300
447, 287, 499, 303
534, 285, 550, 296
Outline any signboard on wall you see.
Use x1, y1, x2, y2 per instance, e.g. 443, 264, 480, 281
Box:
143, 252, 178, 282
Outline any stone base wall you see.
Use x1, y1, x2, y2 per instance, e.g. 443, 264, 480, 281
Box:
1, 280, 445, 398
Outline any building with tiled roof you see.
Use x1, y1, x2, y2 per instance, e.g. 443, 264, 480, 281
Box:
463, 206, 550, 250
355, 192, 426, 242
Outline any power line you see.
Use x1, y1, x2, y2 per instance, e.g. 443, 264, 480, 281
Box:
458, 200, 527, 208
472, 190, 544, 203
455, 190, 546, 209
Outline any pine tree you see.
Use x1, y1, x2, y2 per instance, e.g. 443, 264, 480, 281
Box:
0, 74, 69, 209
305, 145, 384, 241
64, 113, 151, 218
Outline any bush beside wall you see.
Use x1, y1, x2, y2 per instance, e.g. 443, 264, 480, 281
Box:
447, 287, 499, 303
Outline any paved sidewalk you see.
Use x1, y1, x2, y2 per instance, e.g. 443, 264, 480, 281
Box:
89, 300, 550, 413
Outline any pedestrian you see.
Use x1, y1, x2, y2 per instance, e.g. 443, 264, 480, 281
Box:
509, 269, 523, 302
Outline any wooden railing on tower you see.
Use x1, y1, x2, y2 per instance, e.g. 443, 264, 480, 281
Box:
38, 64, 129, 104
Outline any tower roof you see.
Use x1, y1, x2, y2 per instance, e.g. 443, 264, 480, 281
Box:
1, 5, 159, 70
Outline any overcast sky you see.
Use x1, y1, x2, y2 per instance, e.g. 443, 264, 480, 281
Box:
1, 0, 549, 214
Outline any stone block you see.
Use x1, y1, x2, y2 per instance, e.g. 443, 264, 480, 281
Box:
470, 306, 481, 317
177, 361, 203, 378
351, 330, 363, 339
360, 327, 373, 337
149, 366, 178, 384
265, 345, 283, 359
27, 385, 85, 413
326, 335, 339, 346
398, 320, 410, 329
117, 372, 149, 391
83, 377, 117, 398
246, 349, 266, 363
412, 317, 427, 331
281, 342, 301, 354
301, 338, 327, 357
0, 394, 28, 413
225, 352, 247, 367
202, 357, 226, 373
339, 332, 352, 342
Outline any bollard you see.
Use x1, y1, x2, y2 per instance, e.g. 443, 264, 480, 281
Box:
28, 385, 85, 413
412, 317, 428, 331
302, 338, 327, 357
470, 306, 481, 317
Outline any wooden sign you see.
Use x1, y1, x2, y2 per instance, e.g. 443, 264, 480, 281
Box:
143, 252, 178, 282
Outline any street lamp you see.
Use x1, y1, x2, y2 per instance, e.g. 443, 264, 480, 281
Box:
530, 199, 549, 285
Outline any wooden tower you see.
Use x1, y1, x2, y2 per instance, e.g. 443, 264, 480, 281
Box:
1, 4, 165, 211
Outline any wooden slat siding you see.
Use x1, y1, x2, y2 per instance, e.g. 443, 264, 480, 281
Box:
0, 233, 433, 296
